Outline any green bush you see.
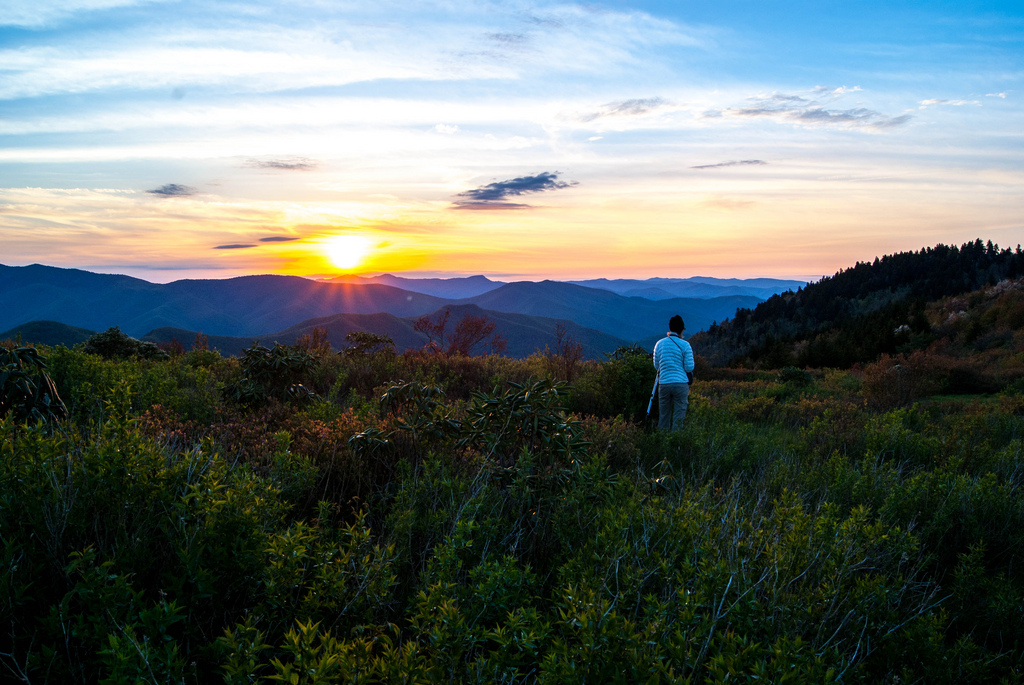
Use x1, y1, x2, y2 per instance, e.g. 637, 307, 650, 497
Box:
567, 347, 656, 422
45, 346, 221, 423
777, 365, 814, 387
222, 342, 319, 406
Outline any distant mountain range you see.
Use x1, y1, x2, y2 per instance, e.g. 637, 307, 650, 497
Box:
1, 264, 791, 357
1, 304, 634, 359
0, 264, 448, 337
134, 304, 632, 358
328, 274, 504, 299
330, 273, 804, 302
566, 276, 805, 301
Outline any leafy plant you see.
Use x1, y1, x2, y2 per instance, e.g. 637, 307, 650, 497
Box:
458, 378, 586, 467
223, 342, 319, 406
0, 346, 67, 423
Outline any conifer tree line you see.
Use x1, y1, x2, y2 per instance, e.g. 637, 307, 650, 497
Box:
694, 240, 1024, 368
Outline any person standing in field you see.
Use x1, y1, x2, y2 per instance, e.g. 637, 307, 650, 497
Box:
653, 314, 695, 431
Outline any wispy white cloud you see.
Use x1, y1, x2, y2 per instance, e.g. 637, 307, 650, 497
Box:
0, 4, 709, 101
0, 41, 462, 101
714, 89, 912, 130
1, 0, 164, 28
578, 97, 673, 122
919, 98, 981, 108
812, 85, 863, 97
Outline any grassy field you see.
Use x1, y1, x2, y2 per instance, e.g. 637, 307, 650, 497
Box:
2, 338, 1023, 683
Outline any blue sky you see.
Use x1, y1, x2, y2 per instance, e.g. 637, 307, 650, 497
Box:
1, 0, 1021, 281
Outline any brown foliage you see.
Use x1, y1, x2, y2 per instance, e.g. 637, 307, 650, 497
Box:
796, 398, 867, 456
450, 314, 507, 356
297, 326, 332, 356
861, 351, 942, 409
413, 310, 507, 356
543, 323, 584, 381
139, 402, 392, 503
732, 395, 778, 423
413, 309, 449, 350
157, 338, 185, 357
192, 331, 209, 351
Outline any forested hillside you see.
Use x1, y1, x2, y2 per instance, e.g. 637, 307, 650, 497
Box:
693, 240, 1024, 370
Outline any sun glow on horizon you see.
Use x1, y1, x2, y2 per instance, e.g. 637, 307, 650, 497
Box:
323, 234, 373, 271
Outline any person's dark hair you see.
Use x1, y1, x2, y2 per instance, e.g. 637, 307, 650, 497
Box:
669, 315, 685, 334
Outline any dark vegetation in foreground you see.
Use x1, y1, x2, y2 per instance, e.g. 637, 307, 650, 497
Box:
3, 248, 1024, 683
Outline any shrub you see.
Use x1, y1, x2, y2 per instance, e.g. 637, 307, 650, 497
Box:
540, 323, 584, 381
45, 347, 221, 424
567, 346, 656, 421
81, 326, 168, 361
222, 342, 318, 406
862, 351, 941, 409
777, 366, 814, 387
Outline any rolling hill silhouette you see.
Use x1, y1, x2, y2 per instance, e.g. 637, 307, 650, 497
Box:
0, 265, 447, 337
0, 320, 95, 348
328, 274, 504, 299
141, 304, 630, 358
1, 264, 762, 349
459, 280, 760, 341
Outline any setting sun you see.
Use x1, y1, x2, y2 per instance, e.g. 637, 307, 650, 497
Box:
324, 235, 373, 270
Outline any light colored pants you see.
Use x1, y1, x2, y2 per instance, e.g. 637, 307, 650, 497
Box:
658, 382, 689, 431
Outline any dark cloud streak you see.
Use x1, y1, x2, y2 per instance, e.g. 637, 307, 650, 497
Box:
147, 183, 197, 197
454, 171, 577, 210
259, 236, 299, 243
214, 244, 257, 250
453, 202, 532, 211
488, 33, 527, 44
691, 160, 767, 170
246, 157, 318, 171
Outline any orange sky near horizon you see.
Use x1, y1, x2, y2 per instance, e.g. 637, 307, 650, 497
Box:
3, 171, 1020, 284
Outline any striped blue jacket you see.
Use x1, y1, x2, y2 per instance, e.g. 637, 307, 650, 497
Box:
653, 333, 694, 384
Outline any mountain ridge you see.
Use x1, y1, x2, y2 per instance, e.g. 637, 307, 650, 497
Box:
5, 306, 632, 360
0, 264, 762, 345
